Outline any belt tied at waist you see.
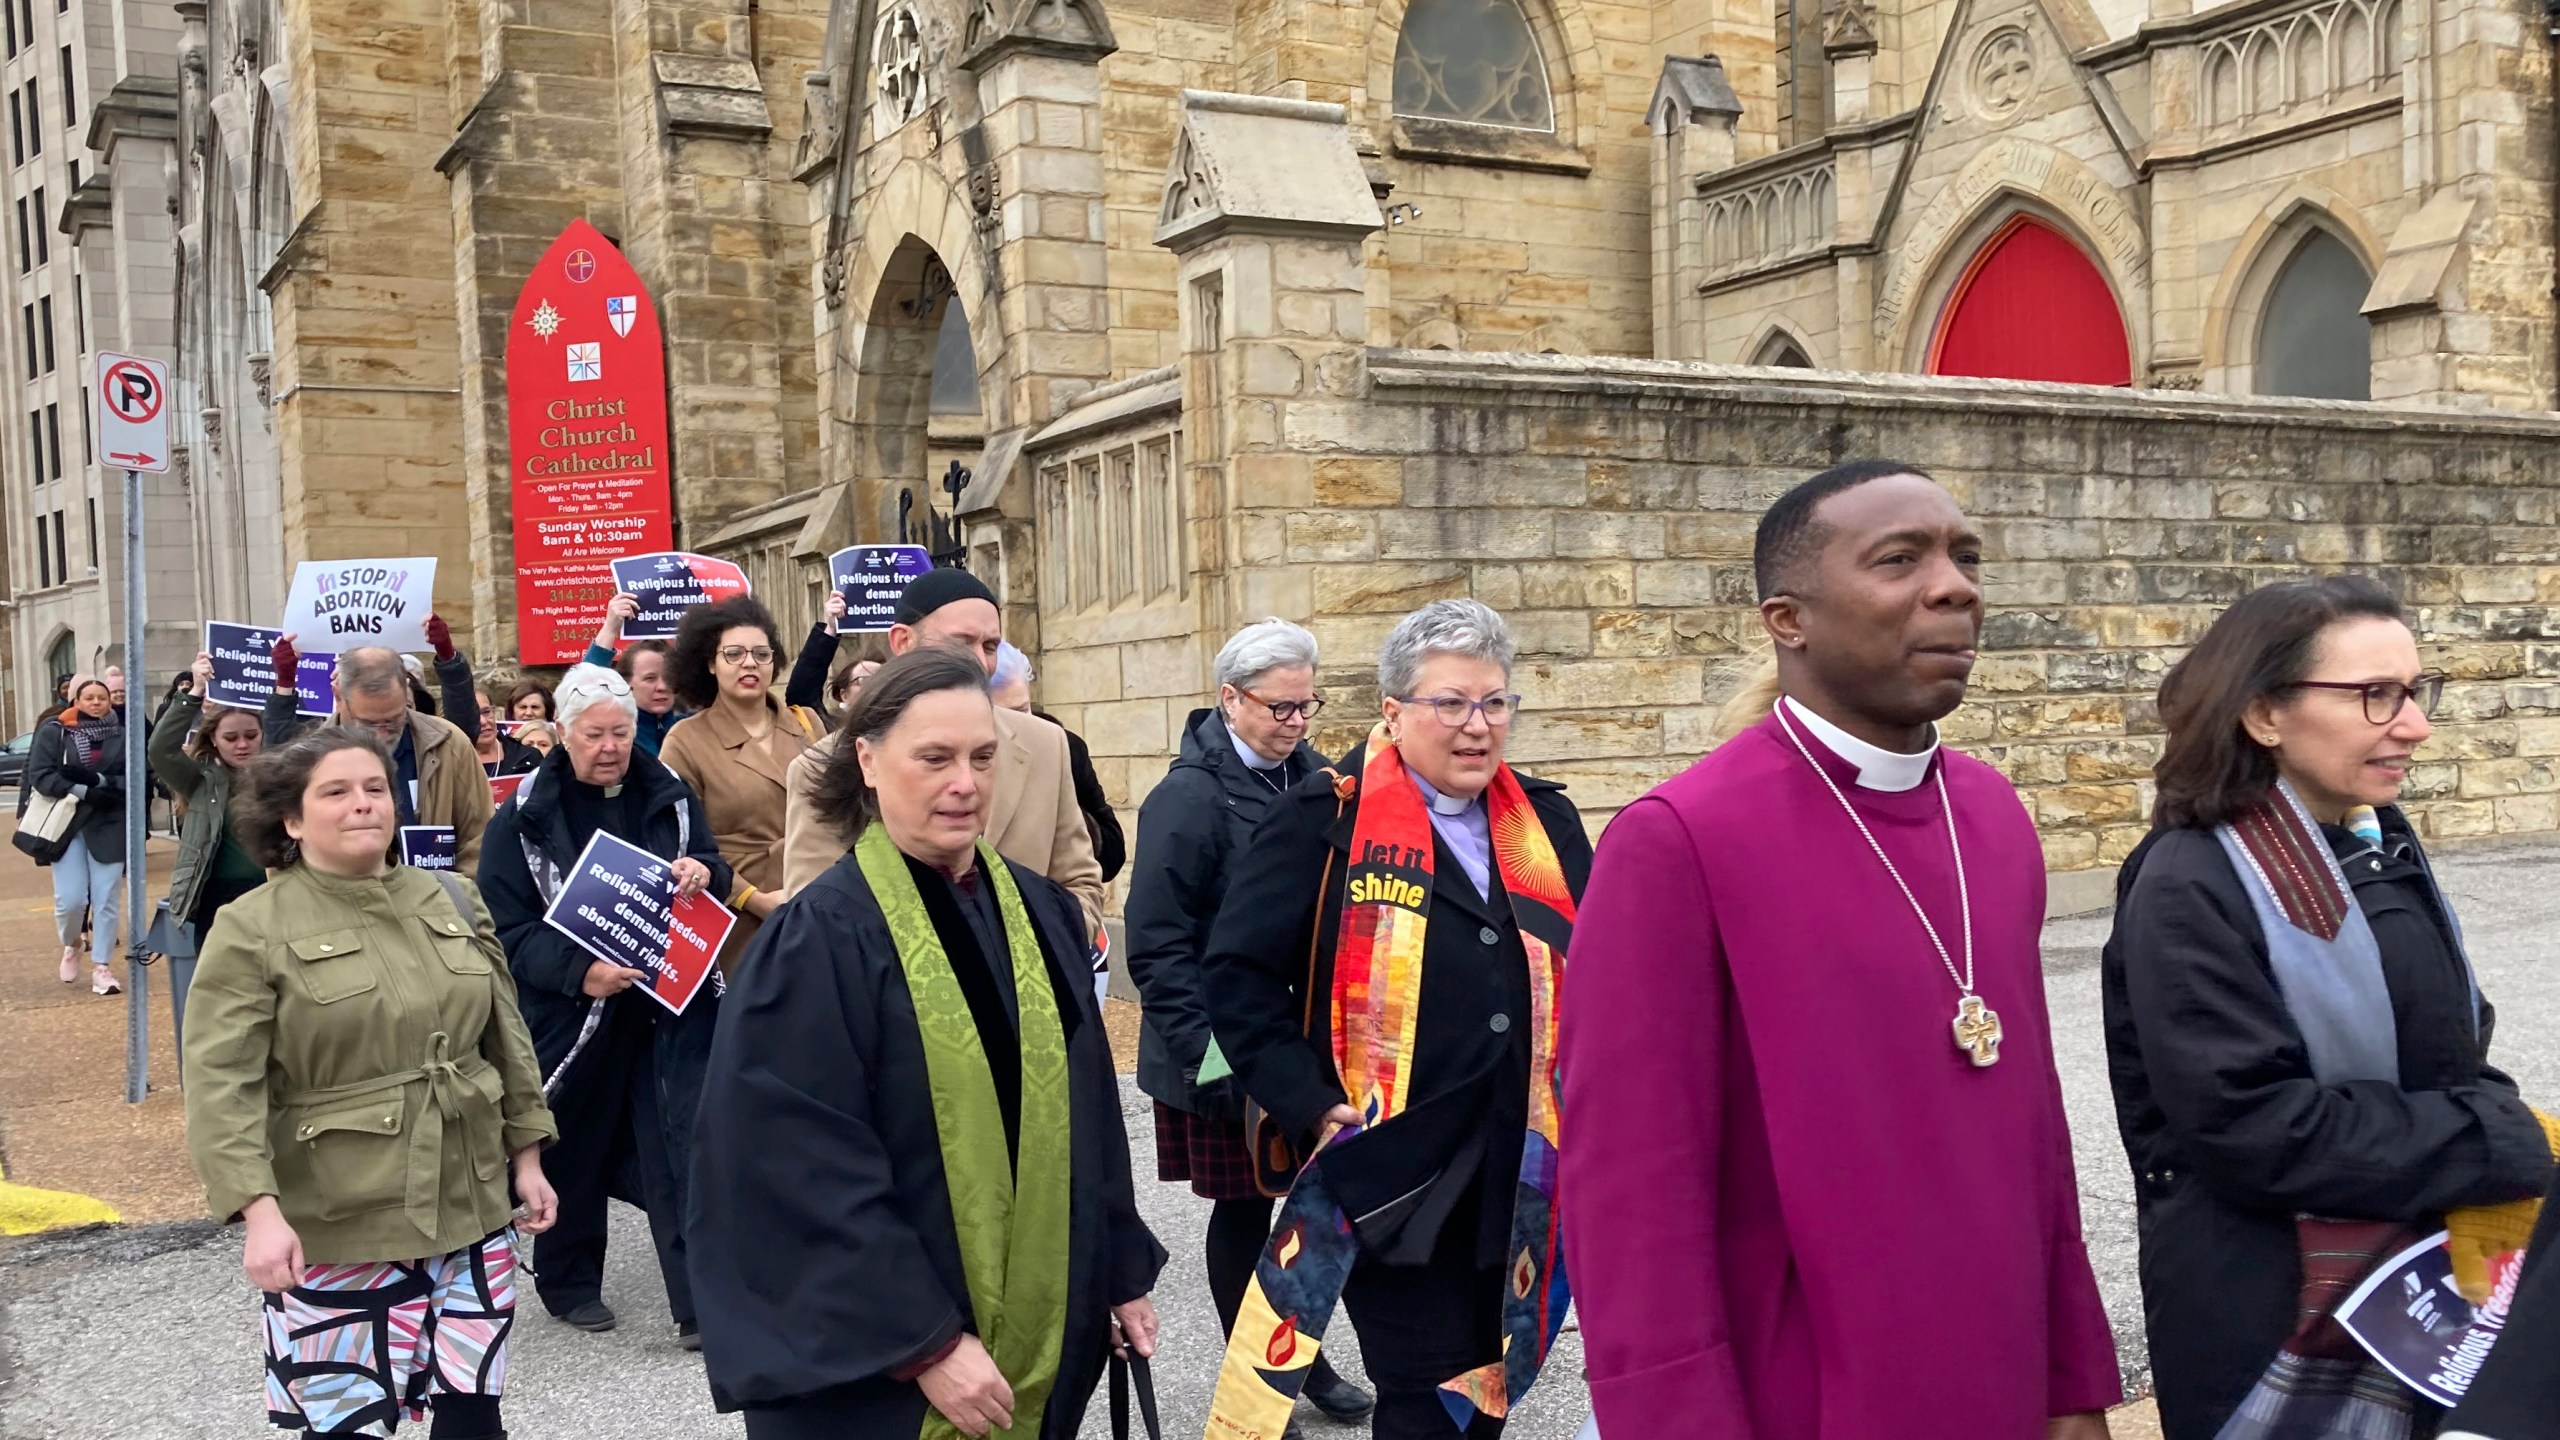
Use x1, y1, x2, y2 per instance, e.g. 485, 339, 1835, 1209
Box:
283, 1032, 493, 1232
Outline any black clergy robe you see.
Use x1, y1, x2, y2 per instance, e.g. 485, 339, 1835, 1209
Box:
686, 846, 1166, 1435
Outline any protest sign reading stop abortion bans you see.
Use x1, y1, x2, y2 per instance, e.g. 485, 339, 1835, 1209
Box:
830, 545, 933, 633
540, 830, 733, 1016
2336, 1229, 2530, 1407
204, 623, 288, 709
281, 557, 438, 654
608, 552, 750, 641
399, 827, 458, 872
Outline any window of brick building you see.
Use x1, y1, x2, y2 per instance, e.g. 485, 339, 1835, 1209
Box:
1392, 0, 1554, 130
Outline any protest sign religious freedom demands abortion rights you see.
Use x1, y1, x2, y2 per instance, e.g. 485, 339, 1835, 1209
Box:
608, 552, 750, 640
281, 558, 438, 654
204, 623, 287, 709
830, 545, 933, 633
540, 830, 733, 1016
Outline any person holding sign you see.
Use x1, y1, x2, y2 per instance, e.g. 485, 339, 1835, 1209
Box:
582, 593, 683, 755
777, 570, 1106, 932
656, 597, 825, 969
182, 727, 558, 1440
687, 647, 1164, 1438
477, 664, 729, 1348
263, 643, 495, 874
2103, 577, 2555, 1440
146, 653, 270, 1057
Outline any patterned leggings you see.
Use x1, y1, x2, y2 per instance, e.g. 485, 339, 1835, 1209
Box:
261, 1228, 517, 1436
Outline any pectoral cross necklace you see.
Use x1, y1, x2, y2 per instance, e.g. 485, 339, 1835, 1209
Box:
1774, 705, 2003, 1068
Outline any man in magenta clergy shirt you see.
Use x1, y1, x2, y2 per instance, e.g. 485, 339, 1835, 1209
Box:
1559, 461, 2120, 1439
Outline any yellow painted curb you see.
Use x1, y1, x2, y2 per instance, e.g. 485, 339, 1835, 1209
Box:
0, 1157, 120, 1236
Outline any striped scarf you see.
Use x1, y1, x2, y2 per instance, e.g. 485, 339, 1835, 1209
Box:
1206, 726, 1574, 1437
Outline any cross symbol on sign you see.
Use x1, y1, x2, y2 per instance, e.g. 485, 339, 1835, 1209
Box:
564, 248, 597, 283
1951, 993, 2004, 1067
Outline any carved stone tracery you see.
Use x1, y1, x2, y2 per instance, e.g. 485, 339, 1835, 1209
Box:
872, 4, 928, 141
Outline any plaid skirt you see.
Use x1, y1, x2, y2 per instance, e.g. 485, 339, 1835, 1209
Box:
262, 1227, 517, 1435
1153, 1101, 1265, 1201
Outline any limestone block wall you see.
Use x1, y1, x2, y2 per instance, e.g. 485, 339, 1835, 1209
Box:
1098, 0, 1241, 377
269, 0, 471, 618
1240, 349, 2560, 885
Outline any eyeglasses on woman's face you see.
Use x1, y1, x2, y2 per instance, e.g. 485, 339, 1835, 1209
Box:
717, 646, 778, 668
2284, 672, 2447, 725
1240, 689, 1324, 723
1397, 692, 1522, 728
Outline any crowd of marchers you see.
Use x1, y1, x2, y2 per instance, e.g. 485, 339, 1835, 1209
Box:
79, 461, 2558, 1440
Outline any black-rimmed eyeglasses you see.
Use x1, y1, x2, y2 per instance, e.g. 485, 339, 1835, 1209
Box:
2284, 672, 2446, 724
1240, 689, 1324, 723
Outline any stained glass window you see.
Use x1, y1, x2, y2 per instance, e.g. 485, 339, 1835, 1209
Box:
1392, 0, 1554, 131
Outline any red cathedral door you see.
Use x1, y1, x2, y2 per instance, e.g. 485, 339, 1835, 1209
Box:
1927, 216, 2132, 385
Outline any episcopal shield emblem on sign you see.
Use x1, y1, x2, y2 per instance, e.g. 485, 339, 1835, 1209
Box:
607, 296, 636, 337
566, 343, 602, 383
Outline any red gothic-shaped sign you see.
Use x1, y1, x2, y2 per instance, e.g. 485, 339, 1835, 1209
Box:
506, 220, 676, 664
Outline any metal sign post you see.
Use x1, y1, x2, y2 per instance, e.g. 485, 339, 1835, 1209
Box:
97, 351, 169, 1104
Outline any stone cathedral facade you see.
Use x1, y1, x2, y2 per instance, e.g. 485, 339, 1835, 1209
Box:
170, 0, 2560, 891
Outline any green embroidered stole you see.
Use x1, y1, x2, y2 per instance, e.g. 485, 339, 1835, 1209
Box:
857, 824, 1073, 1440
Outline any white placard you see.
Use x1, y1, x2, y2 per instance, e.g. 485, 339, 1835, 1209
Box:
280, 557, 439, 654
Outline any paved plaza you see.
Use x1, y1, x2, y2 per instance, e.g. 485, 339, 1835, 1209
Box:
7, 836, 2558, 1438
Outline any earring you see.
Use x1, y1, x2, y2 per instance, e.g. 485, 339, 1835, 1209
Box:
2260, 734, 2279, 746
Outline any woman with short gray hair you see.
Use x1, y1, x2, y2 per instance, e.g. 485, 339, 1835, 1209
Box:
1201, 598, 1590, 1440
1125, 616, 1375, 1425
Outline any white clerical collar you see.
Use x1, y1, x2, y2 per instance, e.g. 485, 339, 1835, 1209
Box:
1407, 770, 1477, 816
1779, 696, 1938, 793
1228, 728, 1285, 772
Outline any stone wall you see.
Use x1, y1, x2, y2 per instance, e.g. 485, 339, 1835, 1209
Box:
1043, 310, 2560, 910
268, 0, 471, 620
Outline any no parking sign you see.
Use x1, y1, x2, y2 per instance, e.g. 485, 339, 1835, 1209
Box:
95, 352, 170, 473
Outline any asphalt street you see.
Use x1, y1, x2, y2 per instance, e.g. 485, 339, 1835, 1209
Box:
5, 835, 2556, 1440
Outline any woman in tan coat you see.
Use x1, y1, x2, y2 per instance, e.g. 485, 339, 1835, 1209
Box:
657, 596, 824, 966
183, 726, 558, 1439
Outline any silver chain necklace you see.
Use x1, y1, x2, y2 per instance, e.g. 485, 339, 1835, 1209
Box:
1773, 702, 2004, 1068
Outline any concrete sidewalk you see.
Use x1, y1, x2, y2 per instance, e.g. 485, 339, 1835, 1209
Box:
11, 834, 2558, 1437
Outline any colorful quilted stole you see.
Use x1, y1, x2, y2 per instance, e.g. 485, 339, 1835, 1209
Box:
1205, 725, 1574, 1438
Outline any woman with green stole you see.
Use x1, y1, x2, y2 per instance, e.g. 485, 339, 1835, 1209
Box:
688, 647, 1166, 1440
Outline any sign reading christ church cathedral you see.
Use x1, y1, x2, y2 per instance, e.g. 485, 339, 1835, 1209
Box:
505, 221, 677, 665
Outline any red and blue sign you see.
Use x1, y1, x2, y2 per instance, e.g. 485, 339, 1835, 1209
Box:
607, 552, 752, 640
541, 831, 733, 1017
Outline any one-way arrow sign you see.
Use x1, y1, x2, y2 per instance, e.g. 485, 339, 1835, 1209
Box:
95, 352, 170, 475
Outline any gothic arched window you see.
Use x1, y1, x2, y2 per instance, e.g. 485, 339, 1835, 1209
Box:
1392, 0, 1554, 131
2255, 228, 2372, 400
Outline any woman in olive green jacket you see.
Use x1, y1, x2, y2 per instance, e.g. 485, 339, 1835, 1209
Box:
147, 653, 269, 1058
183, 727, 559, 1440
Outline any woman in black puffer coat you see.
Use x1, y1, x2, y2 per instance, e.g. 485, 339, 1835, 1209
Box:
27, 676, 129, 994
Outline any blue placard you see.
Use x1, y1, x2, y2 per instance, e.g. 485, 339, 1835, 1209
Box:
295, 652, 336, 718
204, 622, 286, 710
540, 830, 732, 1016
829, 545, 933, 633
399, 826, 458, 872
